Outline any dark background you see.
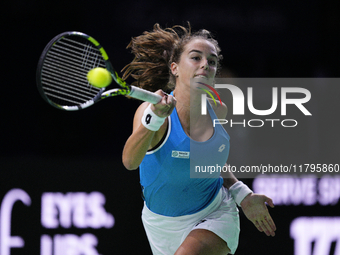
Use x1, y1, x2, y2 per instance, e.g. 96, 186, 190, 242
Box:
1, 0, 340, 254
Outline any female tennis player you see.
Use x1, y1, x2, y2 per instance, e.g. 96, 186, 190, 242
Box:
122, 24, 276, 255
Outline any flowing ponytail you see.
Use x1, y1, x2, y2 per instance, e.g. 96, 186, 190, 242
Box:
122, 23, 222, 92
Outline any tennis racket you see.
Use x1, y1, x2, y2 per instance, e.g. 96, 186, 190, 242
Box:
36, 31, 162, 111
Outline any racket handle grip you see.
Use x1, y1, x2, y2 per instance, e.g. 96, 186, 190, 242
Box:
129, 86, 162, 104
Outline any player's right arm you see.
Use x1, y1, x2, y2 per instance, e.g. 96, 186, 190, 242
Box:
122, 90, 176, 170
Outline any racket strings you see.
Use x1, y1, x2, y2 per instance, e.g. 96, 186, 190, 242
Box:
51, 41, 103, 68
41, 36, 105, 106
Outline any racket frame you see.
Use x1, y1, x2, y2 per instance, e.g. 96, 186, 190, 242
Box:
36, 31, 161, 111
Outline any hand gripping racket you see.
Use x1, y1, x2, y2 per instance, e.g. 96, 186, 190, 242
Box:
36, 31, 162, 111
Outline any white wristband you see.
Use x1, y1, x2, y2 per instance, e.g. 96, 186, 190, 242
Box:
229, 181, 253, 206
141, 104, 166, 131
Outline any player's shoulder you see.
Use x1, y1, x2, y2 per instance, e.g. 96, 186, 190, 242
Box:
208, 98, 228, 119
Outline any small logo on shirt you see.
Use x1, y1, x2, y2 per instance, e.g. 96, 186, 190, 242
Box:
171, 150, 190, 159
218, 144, 226, 152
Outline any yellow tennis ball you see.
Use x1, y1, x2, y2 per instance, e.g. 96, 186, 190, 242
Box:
87, 67, 112, 88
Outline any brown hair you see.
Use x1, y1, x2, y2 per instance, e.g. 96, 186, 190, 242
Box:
121, 23, 222, 92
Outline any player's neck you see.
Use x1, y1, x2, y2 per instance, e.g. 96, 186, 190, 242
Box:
173, 86, 202, 116
173, 86, 210, 138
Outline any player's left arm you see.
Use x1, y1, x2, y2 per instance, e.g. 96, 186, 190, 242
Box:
222, 163, 276, 236
240, 192, 276, 236
215, 99, 277, 237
